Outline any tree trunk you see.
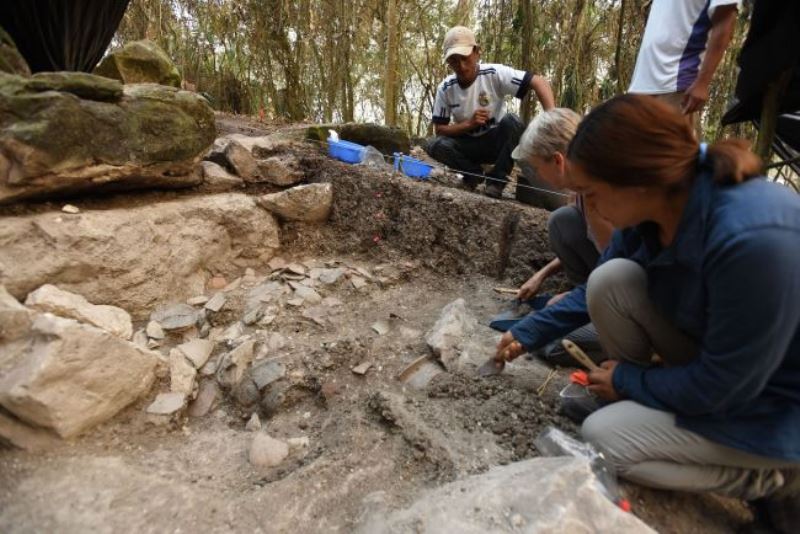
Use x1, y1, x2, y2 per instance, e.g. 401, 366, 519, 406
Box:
384, 0, 399, 127
520, 0, 534, 122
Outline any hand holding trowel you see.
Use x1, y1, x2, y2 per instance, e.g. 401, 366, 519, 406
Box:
478, 334, 524, 377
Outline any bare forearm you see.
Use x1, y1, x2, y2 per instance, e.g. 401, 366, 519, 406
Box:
538, 257, 562, 279
530, 75, 555, 111
434, 120, 475, 137
696, 7, 737, 87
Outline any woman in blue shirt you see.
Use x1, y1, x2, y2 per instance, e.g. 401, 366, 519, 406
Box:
496, 94, 800, 531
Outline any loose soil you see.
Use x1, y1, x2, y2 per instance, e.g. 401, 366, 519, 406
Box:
0, 114, 752, 533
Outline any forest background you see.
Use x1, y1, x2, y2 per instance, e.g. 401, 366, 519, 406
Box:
115, 0, 754, 141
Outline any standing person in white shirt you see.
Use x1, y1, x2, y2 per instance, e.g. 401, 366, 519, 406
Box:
628, 0, 739, 129
426, 26, 555, 198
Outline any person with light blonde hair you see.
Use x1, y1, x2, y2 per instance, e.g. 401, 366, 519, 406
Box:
512, 108, 613, 303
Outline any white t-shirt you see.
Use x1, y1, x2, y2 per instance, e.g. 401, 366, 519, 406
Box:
628, 0, 740, 94
431, 63, 532, 136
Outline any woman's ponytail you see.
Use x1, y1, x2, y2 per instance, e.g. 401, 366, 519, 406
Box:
707, 139, 762, 185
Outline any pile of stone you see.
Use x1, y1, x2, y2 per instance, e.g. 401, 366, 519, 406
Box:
0, 285, 158, 450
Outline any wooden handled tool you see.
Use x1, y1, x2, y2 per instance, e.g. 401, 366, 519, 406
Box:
492, 287, 519, 295
561, 339, 601, 372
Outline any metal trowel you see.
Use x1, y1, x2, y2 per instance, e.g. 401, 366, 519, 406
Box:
477, 341, 522, 377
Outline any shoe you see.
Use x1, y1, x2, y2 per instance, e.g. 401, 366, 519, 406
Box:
485, 182, 504, 199
460, 179, 478, 192
558, 386, 603, 424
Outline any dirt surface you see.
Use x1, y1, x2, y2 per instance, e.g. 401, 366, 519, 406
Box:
0, 115, 753, 533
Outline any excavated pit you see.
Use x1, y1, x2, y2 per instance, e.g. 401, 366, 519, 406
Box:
0, 123, 751, 533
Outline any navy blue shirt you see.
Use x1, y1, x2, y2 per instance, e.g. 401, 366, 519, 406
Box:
510, 170, 800, 461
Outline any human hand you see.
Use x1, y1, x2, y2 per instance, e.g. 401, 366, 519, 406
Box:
472, 109, 490, 127
681, 80, 709, 114
495, 331, 525, 362
587, 360, 621, 401
518, 273, 544, 301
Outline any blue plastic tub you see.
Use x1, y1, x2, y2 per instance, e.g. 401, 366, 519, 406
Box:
393, 154, 433, 179
328, 139, 365, 164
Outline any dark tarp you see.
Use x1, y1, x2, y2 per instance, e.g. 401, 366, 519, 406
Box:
0, 0, 130, 73
721, 0, 800, 125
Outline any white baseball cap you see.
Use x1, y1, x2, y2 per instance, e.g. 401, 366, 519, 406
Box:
442, 26, 477, 63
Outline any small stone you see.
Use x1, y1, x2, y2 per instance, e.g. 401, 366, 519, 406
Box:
268, 257, 288, 271
249, 433, 289, 468
371, 320, 390, 336
322, 297, 343, 308
61, 204, 80, 214
208, 276, 227, 290
187, 295, 209, 306
251, 360, 286, 390
511, 514, 525, 527
204, 292, 227, 312
221, 322, 244, 341
302, 306, 327, 326
244, 268, 256, 278
188, 380, 219, 417
287, 298, 304, 307
258, 314, 276, 326
216, 339, 256, 388
318, 268, 345, 285
169, 349, 197, 395
350, 276, 367, 290
294, 286, 322, 304
146, 392, 187, 415
353, 266, 373, 280
223, 277, 242, 292
132, 329, 148, 348
146, 320, 165, 339
232, 378, 260, 407
150, 304, 200, 331
243, 307, 262, 325
200, 357, 218, 376
147, 339, 161, 350
286, 263, 306, 276
287, 436, 310, 450
245, 413, 262, 431
177, 338, 215, 369
351, 362, 373, 375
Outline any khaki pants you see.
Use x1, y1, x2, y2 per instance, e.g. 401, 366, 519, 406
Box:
581, 259, 799, 500
652, 91, 701, 138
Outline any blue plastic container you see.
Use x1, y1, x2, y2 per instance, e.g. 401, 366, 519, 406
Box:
328, 139, 366, 164
393, 154, 433, 179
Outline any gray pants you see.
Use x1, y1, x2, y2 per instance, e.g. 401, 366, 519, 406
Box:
581, 258, 799, 500
548, 205, 600, 286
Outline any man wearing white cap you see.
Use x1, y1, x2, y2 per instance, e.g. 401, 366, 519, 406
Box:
426, 26, 555, 198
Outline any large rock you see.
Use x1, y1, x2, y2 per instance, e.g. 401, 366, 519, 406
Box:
0, 27, 31, 76
201, 161, 244, 192
0, 193, 280, 320
425, 298, 478, 370
94, 40, 181, 88
0, 285, 32, 341
258, 183, 333, 223
25, 284, 133, 339
358, 457, 655, 533
257, 156, 304, 186
307, 123, 410, 156
206, 138, 260, 181
0, 313, 159, 438
0, 73, 215, 203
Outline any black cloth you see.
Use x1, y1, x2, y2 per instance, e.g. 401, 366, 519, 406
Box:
721, 0, 800, 125
0, 0, 130, 73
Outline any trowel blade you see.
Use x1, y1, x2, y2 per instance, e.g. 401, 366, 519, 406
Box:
477, 358, 505, 377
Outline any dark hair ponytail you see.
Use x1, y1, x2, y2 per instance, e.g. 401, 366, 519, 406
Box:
707, 139, 762, 185
568, 94, 762, 188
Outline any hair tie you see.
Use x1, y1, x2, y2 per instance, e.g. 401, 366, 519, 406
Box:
698, 142, 708, 166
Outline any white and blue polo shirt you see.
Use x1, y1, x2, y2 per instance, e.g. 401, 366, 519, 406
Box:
628, 0, 740, 94
431, 63, 532, 136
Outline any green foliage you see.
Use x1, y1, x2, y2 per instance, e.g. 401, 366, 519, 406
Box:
113, 0, 750, 141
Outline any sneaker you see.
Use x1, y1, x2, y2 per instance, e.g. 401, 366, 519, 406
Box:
485, 182, 504, 199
